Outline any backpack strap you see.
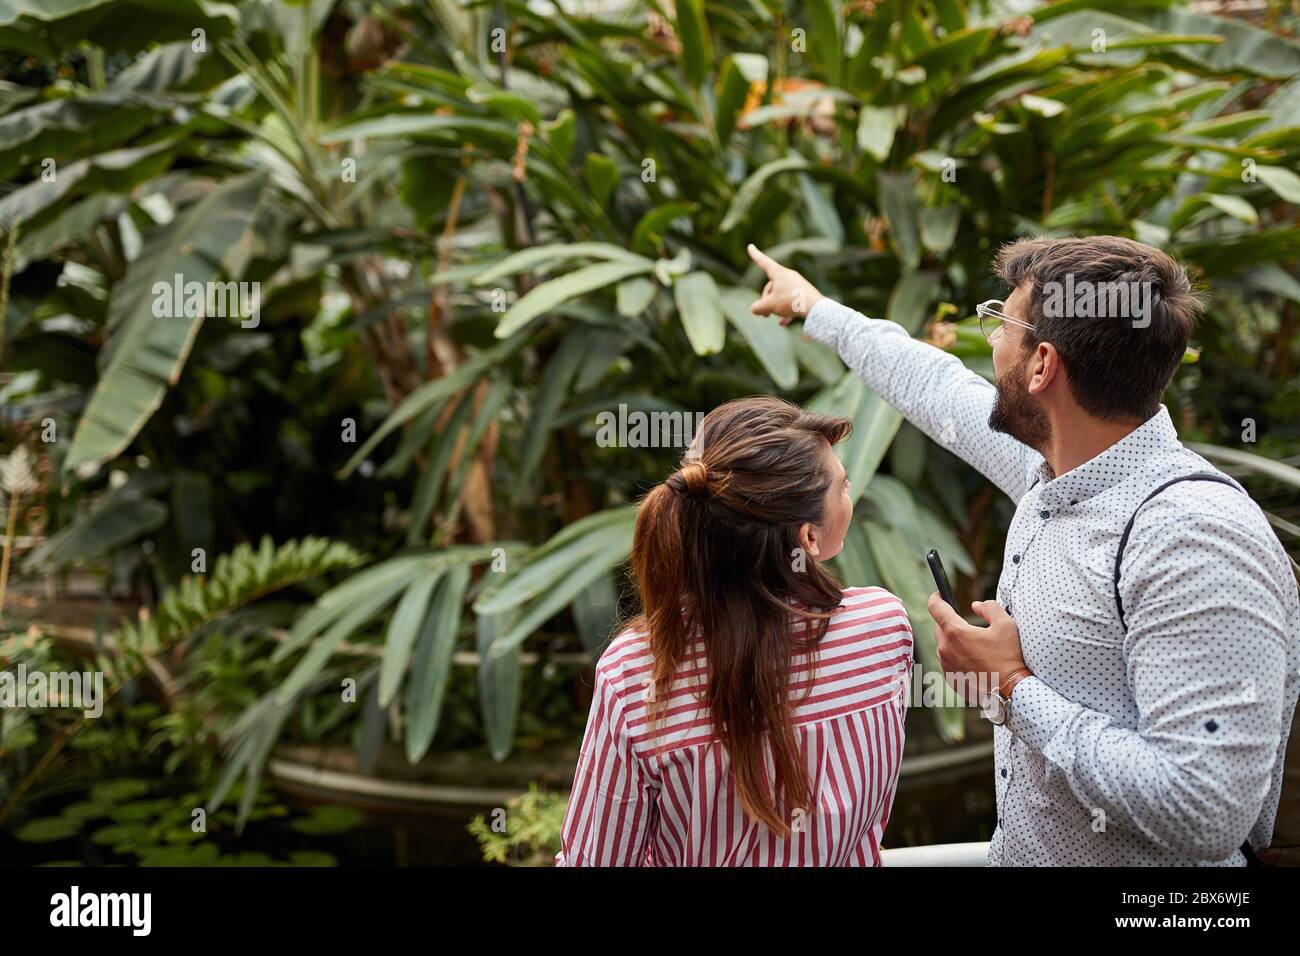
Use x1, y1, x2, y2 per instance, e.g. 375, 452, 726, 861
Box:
1112, 473, 1242, 631
1111, 472, 1258, 864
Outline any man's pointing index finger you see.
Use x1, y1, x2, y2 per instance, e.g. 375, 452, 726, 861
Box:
747, 243, 777, 275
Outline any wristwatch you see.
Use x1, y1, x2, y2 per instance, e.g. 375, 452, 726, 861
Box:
981, 666, 1033, 726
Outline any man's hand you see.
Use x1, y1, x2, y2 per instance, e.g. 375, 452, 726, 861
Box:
927, 594, 1027, 704
747, 244, 823, 324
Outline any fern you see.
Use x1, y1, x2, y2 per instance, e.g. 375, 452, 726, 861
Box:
0, 535, 364, 827
97, 535, 364, 684
467, 783, 568, 866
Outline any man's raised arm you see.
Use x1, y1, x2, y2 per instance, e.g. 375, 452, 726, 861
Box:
748, 244, 1035, 502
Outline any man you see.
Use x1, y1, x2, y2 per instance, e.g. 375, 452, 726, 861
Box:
748, 236, 1300, 866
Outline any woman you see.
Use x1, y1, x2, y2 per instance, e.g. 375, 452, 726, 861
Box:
556, 396, 914, 866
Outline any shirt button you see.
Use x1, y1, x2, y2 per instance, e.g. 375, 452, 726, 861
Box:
1012, 554, 1020, 564
1039, 510, 1050, 519
1000, 768, 1008, 778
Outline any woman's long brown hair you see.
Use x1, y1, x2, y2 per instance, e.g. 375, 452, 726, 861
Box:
629, 396, 852, 836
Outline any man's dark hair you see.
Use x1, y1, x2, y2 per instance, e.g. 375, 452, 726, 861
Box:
992, 235, 1202, 422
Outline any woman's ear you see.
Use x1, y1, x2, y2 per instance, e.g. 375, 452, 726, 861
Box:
799, 522, 821, 559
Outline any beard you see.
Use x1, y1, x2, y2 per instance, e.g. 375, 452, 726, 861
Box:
988, 354, 1051, 451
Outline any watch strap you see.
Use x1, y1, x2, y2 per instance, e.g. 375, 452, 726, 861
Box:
999, 666, 1032, 701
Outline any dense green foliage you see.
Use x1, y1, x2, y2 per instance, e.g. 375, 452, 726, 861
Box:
1, 0, 1299, 843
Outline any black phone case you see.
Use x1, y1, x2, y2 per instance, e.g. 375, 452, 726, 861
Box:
926, 549, 959, 611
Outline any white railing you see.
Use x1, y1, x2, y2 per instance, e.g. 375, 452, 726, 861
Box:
880, 842, 990, 866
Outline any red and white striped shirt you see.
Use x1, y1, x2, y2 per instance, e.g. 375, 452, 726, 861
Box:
556, 586, 913, 866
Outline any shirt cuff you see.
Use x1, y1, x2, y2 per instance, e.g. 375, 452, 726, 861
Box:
804, 296, 861, 348
1006, 675, 1079, 756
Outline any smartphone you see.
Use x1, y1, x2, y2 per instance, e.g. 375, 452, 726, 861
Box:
926, 549, 959, 611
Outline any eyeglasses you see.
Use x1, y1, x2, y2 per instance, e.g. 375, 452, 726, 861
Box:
976, 299, 1035, 343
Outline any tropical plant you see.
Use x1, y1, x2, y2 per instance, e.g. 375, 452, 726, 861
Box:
467, 781, 566, 866
0, 535, 364, 826
1, 0, 1298, 806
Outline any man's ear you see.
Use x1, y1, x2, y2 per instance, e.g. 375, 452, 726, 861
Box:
1028, 341, 1061, 395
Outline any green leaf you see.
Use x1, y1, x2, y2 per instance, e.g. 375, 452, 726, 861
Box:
795, 335, 845, 384
543, 109, 576, 162
571, 574, 619, 652
1205, 193, 1258, 225
719, 287, 797, 388
475, 508, 637, 617
1123, 7, 1300, 79
806, 0, 842, 86
916, 505, 975, 576
1244, 263, 1300, 304
862, 520, 965, 741
405, 563, 472, 762
15, 816, 82, 843
63, 172, 267, 475
405, 393, 474, 545
630, 202, 695, 255
0, 140, 173, 230
715, 56, 750, 144
856, 105, 904, 162
831, 520, 878, 587
473, 243, 650, 287
811, 372, 903, 505
0, 92, 167, 182
616, 276, 657, 317
274, 580, 412, 704
495, 259, 655, 338
110, 39, 208, 91
1020, 94, 1066, 117
289, 805, 362, 836
490, 522, 634, 657
0, 0, 238, 58
863, 474, 927, 555
1182, 110, 1271, 141
378, 571, 443, 706
23, 470, 168, 570
339, 338, 521, 476
676, 0, 713, 87
719, 156, 810, 232
919, 206, 960, 255
476, 610, 521, 760
514, 330, 589, 496
799, 174, 843, 246
320, 114, 515, 145
674, 271, 725, 355
275, 545, 502, 666
584, 152, 619, 207
1255, 165, 1300, 204
878, 171, 922, 270
468, 87, 542, 126
1188, 443, 1300, 490
887, 271, 941, 335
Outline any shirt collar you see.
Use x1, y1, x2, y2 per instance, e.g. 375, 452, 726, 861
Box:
1033, 405, 1180, 507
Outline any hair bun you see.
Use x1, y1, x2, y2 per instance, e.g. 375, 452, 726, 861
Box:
671, 459, 710, 498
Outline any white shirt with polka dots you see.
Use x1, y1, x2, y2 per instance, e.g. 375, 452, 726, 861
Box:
805, 296, 1300, 866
